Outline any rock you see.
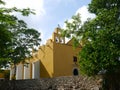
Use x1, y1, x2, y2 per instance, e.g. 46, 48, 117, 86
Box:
0, 76, 101, 90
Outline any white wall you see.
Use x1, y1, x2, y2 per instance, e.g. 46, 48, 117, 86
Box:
24, 64, 31, 79
32, 60, 40, 79
16, 64, 23, 80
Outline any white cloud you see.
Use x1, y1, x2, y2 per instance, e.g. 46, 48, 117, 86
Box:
2, 1, 94, 44
3, 0, 46, 29
4, 0, 45, 16
62, 5, 96, 43
63, 5, 95, 29
76, 5, 95, 23
3, 0, 46, 44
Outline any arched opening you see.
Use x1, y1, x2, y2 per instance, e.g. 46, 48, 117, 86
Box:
55, 37, 59, 43
73, 68, 79, 76
60, 38, 64, 43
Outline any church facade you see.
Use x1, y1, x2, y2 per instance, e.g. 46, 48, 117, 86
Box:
10, 28, 81, 80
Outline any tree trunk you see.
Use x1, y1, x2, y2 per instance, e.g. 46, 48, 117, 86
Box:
12, 65, 16, 80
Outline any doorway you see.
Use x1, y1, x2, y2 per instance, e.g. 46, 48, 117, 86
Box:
73, 68, 79, 76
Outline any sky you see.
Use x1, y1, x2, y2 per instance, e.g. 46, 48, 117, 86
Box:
4, 0, 95, 44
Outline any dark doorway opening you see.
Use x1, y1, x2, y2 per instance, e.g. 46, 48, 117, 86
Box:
73, 68, 78, 76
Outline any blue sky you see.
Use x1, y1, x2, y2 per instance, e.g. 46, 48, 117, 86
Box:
4, 0, 95, 44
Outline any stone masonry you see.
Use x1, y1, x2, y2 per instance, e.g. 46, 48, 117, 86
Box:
0, 76, 101, 90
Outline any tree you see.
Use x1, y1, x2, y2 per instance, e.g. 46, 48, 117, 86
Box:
0, 1, 41, 70
9, 20, 41, 65
0, 1, 13, 67
62, 0, 120, 89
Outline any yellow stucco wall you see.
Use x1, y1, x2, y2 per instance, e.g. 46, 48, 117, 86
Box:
0, 70, 10, 79
37, 28, 81, 78
31, 28, 81, 78
38, 42, 54, 78
14, 27, 81, 79
53, 42, 80, 77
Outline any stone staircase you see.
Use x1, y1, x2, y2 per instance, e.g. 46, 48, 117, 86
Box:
0, 76, 101, 90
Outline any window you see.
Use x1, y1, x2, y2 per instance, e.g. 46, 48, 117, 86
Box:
73, 56, 77, 62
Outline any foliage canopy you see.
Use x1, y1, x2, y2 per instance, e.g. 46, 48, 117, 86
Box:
62, 0, 120, 76
0, 1, 41, 68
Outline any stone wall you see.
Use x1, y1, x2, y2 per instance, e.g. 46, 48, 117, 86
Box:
0, 76, 101, 90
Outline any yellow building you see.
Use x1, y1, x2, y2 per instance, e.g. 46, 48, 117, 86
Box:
0, 70, 10, 79
10, 27, 81, 80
